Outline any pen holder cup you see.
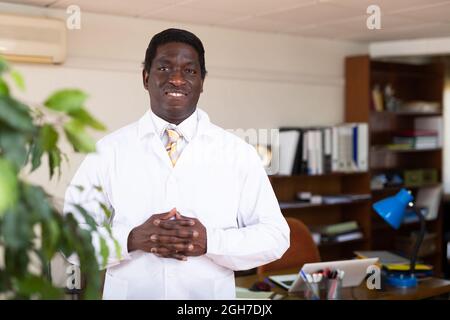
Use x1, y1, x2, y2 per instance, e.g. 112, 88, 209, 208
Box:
326, 278, 342, 300
303, 282, 326, 300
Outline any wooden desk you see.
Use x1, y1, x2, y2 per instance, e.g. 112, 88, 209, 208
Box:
235, 270, 450, 300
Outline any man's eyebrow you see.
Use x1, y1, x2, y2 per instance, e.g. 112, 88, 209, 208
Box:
154, 57, 172, 64
154, 56, 199, 66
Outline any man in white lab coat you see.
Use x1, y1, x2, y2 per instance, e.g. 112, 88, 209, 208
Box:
64, 28, 290, 299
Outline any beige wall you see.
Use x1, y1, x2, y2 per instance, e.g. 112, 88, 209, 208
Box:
1, 2, 368, 200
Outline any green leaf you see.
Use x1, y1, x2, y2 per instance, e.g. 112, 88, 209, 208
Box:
99, 237, 109, 269
103, 224, 121, 260
22, 184, 52, 221
40, 124, 58, 151
3, 246, 30, 278
58, 212, 78, 257
0, 78, 10, 96
100, 203, 112, 220
74, 184, 85, 192
29, 125, 60, 175
0, 159, 18, 216
42, 219, 60, 260
113, 238, 121, 260
29, 139, 43, 172
72, 204, 98, 230
0, 271, 8, 292
44, 89, 88, 113
48, 148, 61, 179
49, 218, 60, 247
2, 204, 32, 250
0, 131, 28, 170
63, 119, 96, 153
13, 274, 62, 299
38, 125, 61, 179
0, 96, 34, 132
10, 70, 25, 91
68, 108, 106, 131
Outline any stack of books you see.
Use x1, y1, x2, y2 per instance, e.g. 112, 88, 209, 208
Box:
398, 101, 441, 113
310, 221, 363, 245
392, 130, 438, 150
296, 192, 371, 205
354, 250, 434, 278
321, 194, 371, 204
277, 123, 368, 175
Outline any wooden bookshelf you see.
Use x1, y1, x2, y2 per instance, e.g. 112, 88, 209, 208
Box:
372, 183, 442, 194
279, 198, 370, 210
371, 111, 443, 117
371, 147, 442, 153
345, 55, 445, 275
269, 174, 372, 262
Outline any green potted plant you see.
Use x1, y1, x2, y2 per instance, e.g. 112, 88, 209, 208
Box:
0, 56, 118, 299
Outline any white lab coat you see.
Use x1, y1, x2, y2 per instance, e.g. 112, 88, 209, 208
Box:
63, 108, 290, 299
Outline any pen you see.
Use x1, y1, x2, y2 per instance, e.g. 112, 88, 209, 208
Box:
313, 273, 323, 283
328, 269, 343, 299
331, 270, 337, 279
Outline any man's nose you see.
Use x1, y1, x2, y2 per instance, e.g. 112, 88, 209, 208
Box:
168, 70, 186, 86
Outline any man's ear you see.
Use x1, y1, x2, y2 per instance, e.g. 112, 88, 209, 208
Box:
142, 69, 149, 90
200, 79, 204, 93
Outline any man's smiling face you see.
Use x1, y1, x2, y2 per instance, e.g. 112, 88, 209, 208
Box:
143, 42, 204, 125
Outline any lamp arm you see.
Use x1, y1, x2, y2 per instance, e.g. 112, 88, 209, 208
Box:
410, 208, 426, 275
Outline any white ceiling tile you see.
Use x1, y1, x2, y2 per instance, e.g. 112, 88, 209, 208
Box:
343, 32, 406, 43
393, 2, 450, 23
3, 0, 450, 42
341, 22, 450, 42
387, 22, 450, 39
50, 0, 176, 16
219, 17, 297, 34
321, 0, 450, 13
407, 22, 450, 38
259, 2, 362, 26
287, 24, 351, 39
142, 5, 236, 25
1, 0, 56, 5
306, 14, 420, 34
287, 13, 450, 42
185, 0, 314, 16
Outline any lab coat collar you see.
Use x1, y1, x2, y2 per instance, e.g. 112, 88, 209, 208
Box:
138, 107, 214, 140
149, 109, 198, 143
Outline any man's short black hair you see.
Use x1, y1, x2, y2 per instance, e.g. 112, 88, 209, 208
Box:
143, 28, 207, 79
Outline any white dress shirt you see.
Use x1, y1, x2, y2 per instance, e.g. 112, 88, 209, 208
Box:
150, 109, 198, 159
63, 108, 290, 300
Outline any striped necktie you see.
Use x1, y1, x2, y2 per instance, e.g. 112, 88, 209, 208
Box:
165, 128, 181, 166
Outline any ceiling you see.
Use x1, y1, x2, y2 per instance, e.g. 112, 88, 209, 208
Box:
3, 0, 450, 42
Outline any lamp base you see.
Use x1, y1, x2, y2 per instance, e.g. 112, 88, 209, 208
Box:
385, 273, 418, 288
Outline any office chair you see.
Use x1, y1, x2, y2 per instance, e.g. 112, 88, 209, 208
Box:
257, 217, 321, 275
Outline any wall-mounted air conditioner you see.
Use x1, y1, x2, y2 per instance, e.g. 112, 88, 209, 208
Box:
0, 13, 67, 64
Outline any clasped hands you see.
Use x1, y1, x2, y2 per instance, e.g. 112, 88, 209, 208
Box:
127, 208, 207, 261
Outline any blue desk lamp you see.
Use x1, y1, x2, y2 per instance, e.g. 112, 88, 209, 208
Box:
372, 188, 426, 288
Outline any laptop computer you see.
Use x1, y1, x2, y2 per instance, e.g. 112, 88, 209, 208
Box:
268, 258, 379, 293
